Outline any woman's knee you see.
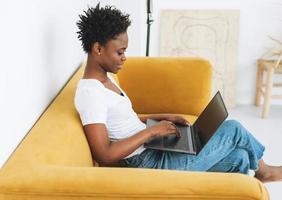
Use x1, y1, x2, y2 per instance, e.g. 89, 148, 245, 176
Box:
222, 119, 242, 129
220, 120, 247, 138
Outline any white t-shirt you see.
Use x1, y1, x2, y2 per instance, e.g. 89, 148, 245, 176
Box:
74, 74, 146, 158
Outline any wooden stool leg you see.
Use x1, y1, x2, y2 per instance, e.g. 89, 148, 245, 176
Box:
262, 66, 274, 118
255, 62, 263, 106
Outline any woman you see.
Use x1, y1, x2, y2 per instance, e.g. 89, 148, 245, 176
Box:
75, 4, 282, 183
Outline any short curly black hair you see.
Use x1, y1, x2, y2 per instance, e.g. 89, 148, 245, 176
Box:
76, 3, 131, 53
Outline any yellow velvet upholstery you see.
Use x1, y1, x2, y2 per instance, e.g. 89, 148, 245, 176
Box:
118, 57, 212, 116
0, 57, 269, 200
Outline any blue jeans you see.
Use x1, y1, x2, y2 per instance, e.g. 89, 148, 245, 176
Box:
122, 120, 265, 174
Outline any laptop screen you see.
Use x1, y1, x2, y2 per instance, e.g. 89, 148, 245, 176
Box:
193, 91, 228, 145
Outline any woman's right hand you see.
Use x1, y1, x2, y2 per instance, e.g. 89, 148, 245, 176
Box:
147, 120, 181, 138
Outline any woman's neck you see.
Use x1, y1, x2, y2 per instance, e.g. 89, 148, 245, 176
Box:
83, 55, 108, 83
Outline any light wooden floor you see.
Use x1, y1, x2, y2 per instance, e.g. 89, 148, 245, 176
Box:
229, 105, 282, 200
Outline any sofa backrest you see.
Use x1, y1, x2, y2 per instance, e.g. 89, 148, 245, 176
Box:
2, 57, 212, 169
118, 57, 212, 116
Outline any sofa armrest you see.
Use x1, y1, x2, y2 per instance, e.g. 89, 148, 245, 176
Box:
0, 165, 269, 200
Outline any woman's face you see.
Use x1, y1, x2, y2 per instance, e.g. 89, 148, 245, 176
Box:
99, 32, 128, 74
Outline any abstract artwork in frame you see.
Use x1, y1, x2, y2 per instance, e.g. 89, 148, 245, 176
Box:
160, 10, 240, 108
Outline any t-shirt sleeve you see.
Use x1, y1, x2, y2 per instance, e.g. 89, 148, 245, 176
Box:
74, 88, 108, 126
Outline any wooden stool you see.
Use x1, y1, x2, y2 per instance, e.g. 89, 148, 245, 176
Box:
255, 59, 282, 118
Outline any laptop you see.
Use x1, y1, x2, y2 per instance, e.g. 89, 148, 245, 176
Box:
144, 91, 228, 155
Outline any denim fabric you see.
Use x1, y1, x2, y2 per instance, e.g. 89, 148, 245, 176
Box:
123, 120, 265, 175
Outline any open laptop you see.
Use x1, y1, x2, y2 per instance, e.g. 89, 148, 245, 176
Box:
144, 91, 228, 155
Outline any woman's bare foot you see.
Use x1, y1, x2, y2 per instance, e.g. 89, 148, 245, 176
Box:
254, 160, 282, 183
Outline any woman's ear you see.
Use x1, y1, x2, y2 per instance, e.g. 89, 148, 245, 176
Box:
92, 42, 102, 55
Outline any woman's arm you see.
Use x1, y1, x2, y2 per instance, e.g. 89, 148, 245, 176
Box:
139, 114, 190, 125
83, 121, 179, 167
139, 113, 171, 123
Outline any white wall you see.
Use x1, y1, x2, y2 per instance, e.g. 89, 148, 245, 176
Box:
0, 0, 88, 167
149, 0, 282, 104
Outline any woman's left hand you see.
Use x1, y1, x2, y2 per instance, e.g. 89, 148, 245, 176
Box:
165, 114, 190, 126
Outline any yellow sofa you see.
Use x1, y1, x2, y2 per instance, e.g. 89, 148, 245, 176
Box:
0, 57, 269, 200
